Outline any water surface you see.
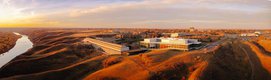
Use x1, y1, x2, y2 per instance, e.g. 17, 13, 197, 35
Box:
0, 32, 33, 68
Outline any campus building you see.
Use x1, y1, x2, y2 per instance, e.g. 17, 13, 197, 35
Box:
189, 27, 196, 32
170, 33, 193, 38
140, 38, 201, 51
83, 38, 129, 55
240, 31, 262, 37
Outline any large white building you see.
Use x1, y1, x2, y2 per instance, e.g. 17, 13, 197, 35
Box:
240, 31, 262, 37
83, 38, 129, 55
170, 33, 192, 38
140, 38, 201, 50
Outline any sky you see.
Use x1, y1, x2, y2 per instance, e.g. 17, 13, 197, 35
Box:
0, 0, 270, 29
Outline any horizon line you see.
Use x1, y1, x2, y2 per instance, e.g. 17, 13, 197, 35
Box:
0, 27, 270, 30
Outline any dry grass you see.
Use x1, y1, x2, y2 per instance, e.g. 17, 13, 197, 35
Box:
84, 57, 145, 80
0, 29, 103, 79
102, 56, 124, 68
199, 41, 256, 80
244, 42, 271, 74
0, 32, 20, 54
83, 47, 220, 80
188, 62, 208, 80
2, 29, 270, 80
258, 40, 271, 52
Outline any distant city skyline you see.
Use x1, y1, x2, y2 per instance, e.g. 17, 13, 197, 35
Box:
0, 0, 270, 29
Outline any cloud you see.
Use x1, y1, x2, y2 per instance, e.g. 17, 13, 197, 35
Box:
70, 2, 136, 17
69, 0, 185, 17
2, 0, 11, 6
69, 0, 271, 17
66, 0, 270, 28
1, 0, 270, 29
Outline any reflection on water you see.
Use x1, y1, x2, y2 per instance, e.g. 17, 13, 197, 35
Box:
0, 32, 33, 68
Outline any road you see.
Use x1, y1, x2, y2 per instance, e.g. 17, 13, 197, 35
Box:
201, 37, 227, 51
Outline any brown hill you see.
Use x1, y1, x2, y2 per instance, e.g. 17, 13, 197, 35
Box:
0, 29, 271, 80
257, 40, 271, 53
245, 41, 271, 74
0, 32, 21, 54
0, 29, 103, 79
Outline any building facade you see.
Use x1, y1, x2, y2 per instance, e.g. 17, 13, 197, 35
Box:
140, 38, 201, 51
240, 33, 259, 37
170, 33, 193, 38
83, 38, 129, 55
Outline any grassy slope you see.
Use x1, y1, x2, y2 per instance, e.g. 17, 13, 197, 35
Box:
245, 42, 271, 74
84, 48, 217, 80
200, 41, 252, 80
0, 32, 21, 54
200, 40, 271, 80
0, 29, 103, 79
1, 29, 271, 80
258, 40, 271, 52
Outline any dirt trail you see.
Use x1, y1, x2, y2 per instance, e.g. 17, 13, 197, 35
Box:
238, 44, 255, 80
239, 42, 271, 80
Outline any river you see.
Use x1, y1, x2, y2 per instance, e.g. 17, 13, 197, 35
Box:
0, 32, 33, 68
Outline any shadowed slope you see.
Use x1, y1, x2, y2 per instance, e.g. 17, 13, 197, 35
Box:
245, 42, 271, 74
201, 41, 271, 80
1, 29, 271, 80
0, 30, 103, 79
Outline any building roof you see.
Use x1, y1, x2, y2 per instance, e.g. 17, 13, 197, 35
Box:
141, 38, 201, 45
